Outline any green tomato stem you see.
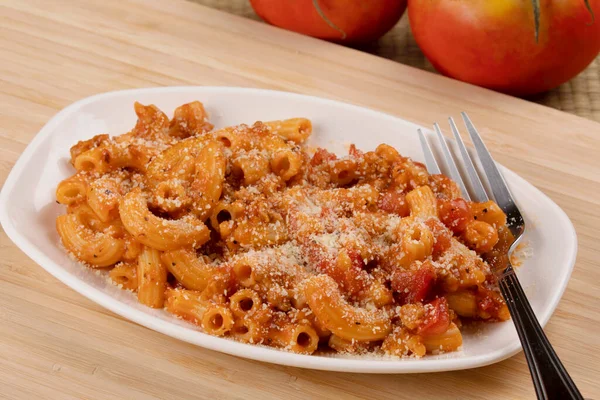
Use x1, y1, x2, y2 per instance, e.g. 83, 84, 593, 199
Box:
531, 0, 595, 42
312, 0, 347, 40
584, 0, 596, 23
532, 0, 541, 43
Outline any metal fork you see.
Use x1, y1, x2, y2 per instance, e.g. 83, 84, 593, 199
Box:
418, 113, 584, 400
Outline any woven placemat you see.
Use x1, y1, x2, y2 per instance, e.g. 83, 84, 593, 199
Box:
190, 0, 600, 123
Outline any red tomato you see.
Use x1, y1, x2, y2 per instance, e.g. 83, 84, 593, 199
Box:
438, 198, 473, 234
391, 261, 437, 303
345, 248, 371, 296
408, 0, 600, 95
250, 0, 407, 43
477, 286, 509, 321
424, 218, 452, 257
310, 148, 337, 166
378, 190, 410, 216
417, 297, 451, 337
428, 174, 460, 200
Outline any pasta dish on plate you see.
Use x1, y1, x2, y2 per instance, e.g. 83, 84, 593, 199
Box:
55, 101, 513, 357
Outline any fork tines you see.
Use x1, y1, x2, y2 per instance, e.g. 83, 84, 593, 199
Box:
419, 113, 502, 204
418, 113, 523, 231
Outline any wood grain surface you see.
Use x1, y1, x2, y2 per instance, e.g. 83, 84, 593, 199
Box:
1, 0, 599, 399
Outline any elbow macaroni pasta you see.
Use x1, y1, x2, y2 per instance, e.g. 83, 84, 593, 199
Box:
119, 188, 210, 251
137, 246, 167, 308
55, 101, 513, 357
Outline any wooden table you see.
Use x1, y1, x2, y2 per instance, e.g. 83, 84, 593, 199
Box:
1, 1, 599, 399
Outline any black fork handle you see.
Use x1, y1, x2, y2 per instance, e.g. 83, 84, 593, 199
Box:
499, 267, 584, 400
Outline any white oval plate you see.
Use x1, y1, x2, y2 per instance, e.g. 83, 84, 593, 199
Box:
0, 87, 577, 373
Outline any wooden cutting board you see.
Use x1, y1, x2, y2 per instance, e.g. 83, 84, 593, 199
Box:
1, 1, 599, 399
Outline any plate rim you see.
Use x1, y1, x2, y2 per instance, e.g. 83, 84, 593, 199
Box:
0, 86, 579, 373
